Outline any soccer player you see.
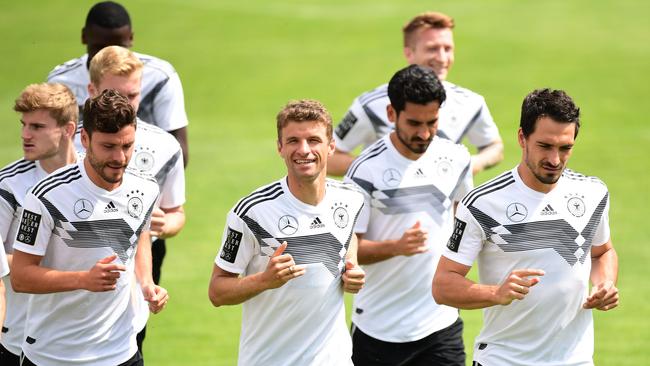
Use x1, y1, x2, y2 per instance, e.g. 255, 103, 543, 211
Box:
344, 65, 472, 365
10, 89, 168, 366
208, 100, 366, 365
433, 89, 619, 365
0, 83, 79, 365
329, 11, 503, 176
83, 45, 186, 351
47, 1, 190, 166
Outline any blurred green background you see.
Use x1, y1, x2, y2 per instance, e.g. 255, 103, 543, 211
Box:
1, 1, 648, 364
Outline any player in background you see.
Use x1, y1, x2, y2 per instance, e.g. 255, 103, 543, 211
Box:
0, 83, 79, 365
209, 100, 366, 365
82, 45, 186, 352
433, 88, 619, 365
345, 65, 472, 365
0, 235, 7, 346
11, 90, 168, 366
329, 11, 503, 176
47, 1, 190, 167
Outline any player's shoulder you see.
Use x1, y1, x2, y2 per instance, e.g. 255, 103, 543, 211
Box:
356, 83, 389, 107
561, 168, 608, 191
125, 166, 159, 187
461, 169, 516, 208
346, 137, 390, 178
443, 80, 486, 104
47, 54, 86, 80
326, 178, 364, 198
135, 51, 177, 77
433, 136, 471, 158
231, 179, 285, 218
0, 158, 36, 184
137, 119, 181, 149
30, 164, 82, 199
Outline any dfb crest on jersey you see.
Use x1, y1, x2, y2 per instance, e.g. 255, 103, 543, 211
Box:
506, 202, 528, 222
73, 198, 94, 219
135, 151, 155, 171
567, 196, 586, 217
435, 156, 454, 177
278, 215, 298, 235
126, 190, 145, 218
331, 202, 350, 228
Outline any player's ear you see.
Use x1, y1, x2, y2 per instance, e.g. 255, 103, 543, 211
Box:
81, 27, 87, 45
403, 46, 414, 63
88, 83, 97, 98
387, 104, 397, 124
328, 138, 335, 157
517, 128, 526, 148
127, 31, 134, 48
81, 128, 90, 150
64, 120, 76, 138
277, 139, 282, 154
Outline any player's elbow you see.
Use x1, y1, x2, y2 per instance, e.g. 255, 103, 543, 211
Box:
10, 270, 31, 293
431, 272, 451, 305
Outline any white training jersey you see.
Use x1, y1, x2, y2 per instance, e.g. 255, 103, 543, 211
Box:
344, 135, 473, 342
0, 159, 55, 355
215, 177, 364, 366
13, 160, 159, 366
443, 166, 610, 366
47, 52, 188, 132
334, 81, 499, 153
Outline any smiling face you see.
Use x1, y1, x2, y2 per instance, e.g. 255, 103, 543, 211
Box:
20, 110, 69, 161
404, 27, 454, 80
519, 116, 576, 192
277, 120, 334, 183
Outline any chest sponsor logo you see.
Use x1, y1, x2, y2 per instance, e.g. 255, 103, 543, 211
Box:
382, 168, 401, 187
278, 215, 298, 235
506, 202, 528, 222
309, 216, 325, 229
17, 209, 41, 245
220, 227, 242, 263
135, 151, 155, 171
567, 196, 586, 217
127, 190, 145, 218
73, 198, 94, 219
447, 217, 466, 253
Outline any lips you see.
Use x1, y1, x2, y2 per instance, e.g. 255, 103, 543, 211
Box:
294, 159, 316, 164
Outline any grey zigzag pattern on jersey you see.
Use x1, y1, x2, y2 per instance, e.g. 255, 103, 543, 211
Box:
39, 197, 154, 263
137, 78, 169, 125
241, 215, 348, 278
155, 150, 182, 187
351, 177, 451, 220
468, 193, 609, 266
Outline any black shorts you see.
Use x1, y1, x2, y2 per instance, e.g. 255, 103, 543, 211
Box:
0, 342, 20, 366
352, 317, 465, 366
21, 350, 143, 366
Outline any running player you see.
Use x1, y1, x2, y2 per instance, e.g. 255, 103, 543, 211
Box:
209, 100, 366, 365
433, 88, 619, 365
329, 11, 503, 176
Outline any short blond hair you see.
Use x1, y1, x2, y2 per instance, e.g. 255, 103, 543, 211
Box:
89, 45, 143, 86
403, 12, 455, 48
276, 99, 333, 141
14, 83, 78, 126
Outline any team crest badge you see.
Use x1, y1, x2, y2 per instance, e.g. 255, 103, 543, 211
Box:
331, 202, 350, 228
135, 151, 155, 171
278, 215, 298, 235
567, 196, 586, 217
126, 190, 145, 218
73, 198, 94, 219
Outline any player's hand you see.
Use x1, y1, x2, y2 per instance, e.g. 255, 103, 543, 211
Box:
83, 254, 126, 292
142, 283, 169, 314
394, 221, 428, 256
261, 242, 306, 289
494, 269, 545, 305
149, 207, 168, 238
583, 280, 619, 311
342, 259, 365, 294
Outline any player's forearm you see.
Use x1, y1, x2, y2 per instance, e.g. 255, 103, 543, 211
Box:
471, 139, 504, 175
209, 272, 270, 307
11, 263, 85, 294
432, 270, 500, 309
162, 210, 185, 238
357, 238, 399, 265
327, 150, 355, 177
590, 245, 618, 286
135, 233, 154, 286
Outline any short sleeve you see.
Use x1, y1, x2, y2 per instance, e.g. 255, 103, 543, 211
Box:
334, 99, 376, 153
442, 202, 485, 266
215, 210, 258, 274
452, 161, 474, 203
465, 98, 500, 149
343, 172, 371, 234
591, 192, 611, 247
13, 193, 54, 257
158, 150, 186, 209
0, 233, 8, 277
0, 185, 17, 247
153, 72, 189, 132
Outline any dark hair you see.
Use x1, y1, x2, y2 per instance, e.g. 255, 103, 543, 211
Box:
387, 65, 446, 115
520, 88, 580, 138
276, 99, 333, 141
85, 1, 131, 29
83, 89, 136, 136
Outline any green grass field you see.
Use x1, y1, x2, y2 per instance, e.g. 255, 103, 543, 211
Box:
1, 1, 649, 364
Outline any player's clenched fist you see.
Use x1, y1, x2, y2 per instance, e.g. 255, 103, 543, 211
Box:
83, 254, 126, 292
342, 259, 365, 294
494, 269, 545, 305
394, 221, 429, 256
261, 242, 306, 289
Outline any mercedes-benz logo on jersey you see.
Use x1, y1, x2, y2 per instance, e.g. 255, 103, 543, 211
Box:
135, 151, 155, 171
278, 215, 298, 235
567, 197, 586, 217
333, 207, 349, 228
383, 168, 401, 187
73, 198, 94, 219
506, 202, 528, 222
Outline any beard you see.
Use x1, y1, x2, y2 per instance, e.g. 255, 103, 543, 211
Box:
524, 150, 564, 185
86, 146, 127, 184
395, 126, 433, 155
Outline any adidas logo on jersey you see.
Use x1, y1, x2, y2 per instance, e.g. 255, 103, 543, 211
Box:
414, 168, 426, 178
309, 217, 325, 229
104, 201, 118, 213
541, 204, 557, 215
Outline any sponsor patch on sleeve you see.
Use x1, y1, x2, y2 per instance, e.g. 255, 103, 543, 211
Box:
17, 210, 41, 246
447, 218, 466, 253
220, 227, 243, 263
334, 111, 358, 139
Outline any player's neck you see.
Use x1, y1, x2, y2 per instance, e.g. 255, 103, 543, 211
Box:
516, 163, 557, 194
39, 143, 78, 174
286, 173, 326, 206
